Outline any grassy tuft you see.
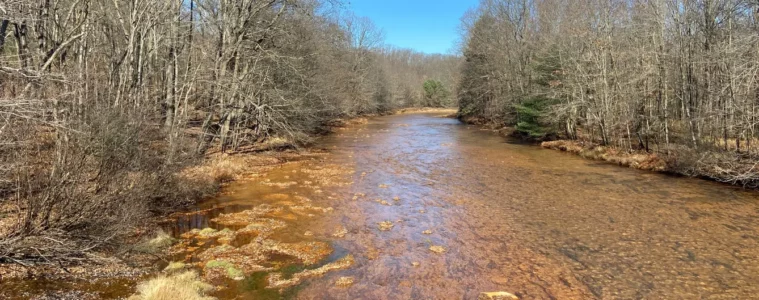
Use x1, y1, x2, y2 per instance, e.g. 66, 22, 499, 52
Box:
128, 271, 214, 300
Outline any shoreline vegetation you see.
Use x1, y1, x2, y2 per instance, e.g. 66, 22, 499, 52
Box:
456, 0, 759, 190
460, 115, 759, 189
0, 108, 451, 299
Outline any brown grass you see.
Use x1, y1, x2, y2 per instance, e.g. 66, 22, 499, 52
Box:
179, 153, 282, 184
395, 107, 458, 118
541, 140, 667, 172
128, 271, 214, 300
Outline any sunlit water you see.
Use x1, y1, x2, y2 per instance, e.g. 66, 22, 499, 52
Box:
7, 112, 759, 299
186, 112, 759, 299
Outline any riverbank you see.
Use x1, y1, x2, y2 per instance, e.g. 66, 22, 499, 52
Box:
0, 108, 454, 299
459, 115, 759, 189
0, 149, 307, 299
540, 140, 668, 172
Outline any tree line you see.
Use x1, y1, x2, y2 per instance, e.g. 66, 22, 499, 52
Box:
0, 0, 458, 265
458, 0, 759, 187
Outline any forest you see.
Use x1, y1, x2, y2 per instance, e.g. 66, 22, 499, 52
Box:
0, 0, 458, 266
458, 0, 759, 187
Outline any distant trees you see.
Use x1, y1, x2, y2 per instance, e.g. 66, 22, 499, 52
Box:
380, 47, 461, 107
422, 79, 451, 107
458, 0, 759, 186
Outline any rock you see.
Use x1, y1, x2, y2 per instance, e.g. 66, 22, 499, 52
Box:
268, 255, 355, 289
335, 276, 354, 287
411, 261, 420, 267
477, 291, 518, 300
422, 230, 433, 235
490, 276, 509, 284
304, 231, 314, 236
429, 245, 446, 254
378, 221, 394, 231
332, 226, 348, 238
393, 196, 400, 201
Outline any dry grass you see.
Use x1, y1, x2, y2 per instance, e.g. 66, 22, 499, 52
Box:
712, 137, 759, 153
134, 230, 176, 254
128, 271, 215, 300
541, 140, 667, 172
394, 107, 457, 115
325, 117, 369, 128
179, 154, 281, 184
0, 202, 19, 238
163, 262, 187, 273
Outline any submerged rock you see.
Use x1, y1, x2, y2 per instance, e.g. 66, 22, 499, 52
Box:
429, 245, 446, 254
212, 205, 278, 226
333, 226, 348, 238
267, 254, 355, 289
477, 291, 519, 300
378, 221, 394, 231
335, 276, 355, 287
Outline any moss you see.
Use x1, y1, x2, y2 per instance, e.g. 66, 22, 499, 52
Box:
135, 230, 176, 254
163, 262, 186, 273
198, 227, 218, 236
206, 259, 244, 280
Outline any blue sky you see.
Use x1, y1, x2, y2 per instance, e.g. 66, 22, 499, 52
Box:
347, 0, 479, 54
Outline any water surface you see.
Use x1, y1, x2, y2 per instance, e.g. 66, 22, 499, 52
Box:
175, 112, 759, 299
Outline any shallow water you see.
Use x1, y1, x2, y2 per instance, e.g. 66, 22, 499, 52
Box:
179, 112, 759, 299
8, 112, 759, 299
178, 114, 759, 299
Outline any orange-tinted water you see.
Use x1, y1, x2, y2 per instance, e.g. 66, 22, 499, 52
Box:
293, 112, 759, 299
6, 112, 759, 299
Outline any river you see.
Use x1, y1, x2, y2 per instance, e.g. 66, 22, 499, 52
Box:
11, 111, 757, 299
167, 112, 759, 299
